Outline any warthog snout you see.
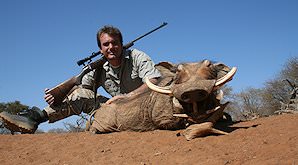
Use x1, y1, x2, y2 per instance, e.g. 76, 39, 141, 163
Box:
181, 89, 209, 102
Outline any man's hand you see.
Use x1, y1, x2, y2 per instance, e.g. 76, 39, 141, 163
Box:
105, 92, 135, 105
105, 95, 125, 105
44, 88, 55, 105
105, 78, 159, 105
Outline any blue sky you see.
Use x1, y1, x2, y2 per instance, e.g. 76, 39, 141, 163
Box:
0, 0, 297, 131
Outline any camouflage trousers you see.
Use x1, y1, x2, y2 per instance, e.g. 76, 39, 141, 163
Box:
44, 86, 109, 123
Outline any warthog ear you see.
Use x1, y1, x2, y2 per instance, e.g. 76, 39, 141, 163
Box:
156, 61, 177, 72
155, 62, 178, 77
212, 62, 232, 80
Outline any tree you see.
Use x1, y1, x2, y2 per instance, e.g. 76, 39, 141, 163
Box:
262, 80, 287, 114
281, 57, 298, 82
233, 57, 298, 118
47, 128, 67, 133
60, 114, 88, 133
221, 85, 243, 121
0, 101, 29, 114
263, 57, 298, 114
237, 87, 265, 119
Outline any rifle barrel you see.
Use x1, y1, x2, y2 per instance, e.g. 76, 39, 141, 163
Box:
77, 51, 101, 66
130, 22, 168, 44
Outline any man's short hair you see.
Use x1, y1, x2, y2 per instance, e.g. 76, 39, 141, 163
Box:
96, 25, 123, 49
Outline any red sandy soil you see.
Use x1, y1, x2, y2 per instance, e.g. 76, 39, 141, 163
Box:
0, 114, 297, 165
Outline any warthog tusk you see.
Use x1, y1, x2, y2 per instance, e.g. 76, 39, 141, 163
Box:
214, 67, 237, 89
145, 77, 172, 95
173, 114, 197, 123
216, 90, 224, 100
205, 106, 221, 114
173, 97, 183, 109
173, 114, 189, 118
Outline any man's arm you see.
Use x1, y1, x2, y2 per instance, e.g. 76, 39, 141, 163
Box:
105, 78, 158, 104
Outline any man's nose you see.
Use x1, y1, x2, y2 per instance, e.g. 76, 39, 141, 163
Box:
108, 43, 114, 49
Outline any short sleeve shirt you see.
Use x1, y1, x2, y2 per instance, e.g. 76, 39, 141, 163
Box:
81, 49, 161, 97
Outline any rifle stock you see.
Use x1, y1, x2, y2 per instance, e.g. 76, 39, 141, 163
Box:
47, 76, 77, 106
47, 56, 107, 105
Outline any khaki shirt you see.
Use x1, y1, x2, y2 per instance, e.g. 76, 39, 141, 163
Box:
81, 49, 161, 97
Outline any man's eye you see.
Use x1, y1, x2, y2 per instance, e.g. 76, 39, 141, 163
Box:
112, 41, 120, 46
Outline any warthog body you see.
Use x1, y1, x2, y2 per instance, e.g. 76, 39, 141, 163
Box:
90, 60, 236, 140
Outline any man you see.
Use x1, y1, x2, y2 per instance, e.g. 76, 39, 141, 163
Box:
0, 25, 161, 133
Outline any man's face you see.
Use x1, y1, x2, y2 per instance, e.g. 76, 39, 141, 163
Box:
99, 33, 123, 65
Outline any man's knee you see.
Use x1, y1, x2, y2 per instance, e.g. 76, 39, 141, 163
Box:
68, 87, 95, 101
44, 87, 95, 123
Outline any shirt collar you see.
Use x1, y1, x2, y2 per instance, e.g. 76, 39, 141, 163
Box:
103, 49, 131, 71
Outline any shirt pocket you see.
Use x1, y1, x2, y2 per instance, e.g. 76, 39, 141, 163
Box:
104, 79, 120, 96
130, 67, 139, 79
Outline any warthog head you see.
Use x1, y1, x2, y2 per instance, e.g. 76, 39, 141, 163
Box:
146, 60, 237, 135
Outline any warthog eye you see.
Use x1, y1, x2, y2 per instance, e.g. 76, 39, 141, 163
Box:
174, 64, 189, 84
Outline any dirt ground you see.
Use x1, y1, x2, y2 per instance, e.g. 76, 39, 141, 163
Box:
0, 114, 297, 165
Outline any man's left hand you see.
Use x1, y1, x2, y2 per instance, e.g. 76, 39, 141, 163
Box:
105, 92, 135, 105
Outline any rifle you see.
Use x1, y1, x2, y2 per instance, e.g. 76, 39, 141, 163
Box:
47, 22, 168, 106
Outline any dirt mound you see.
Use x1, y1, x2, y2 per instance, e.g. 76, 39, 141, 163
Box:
0, 114, 298, 165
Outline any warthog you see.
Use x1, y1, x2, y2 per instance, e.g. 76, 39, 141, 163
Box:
89, 60, 237, 140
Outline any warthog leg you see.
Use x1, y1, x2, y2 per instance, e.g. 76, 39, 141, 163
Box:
182, 122, 228, 140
